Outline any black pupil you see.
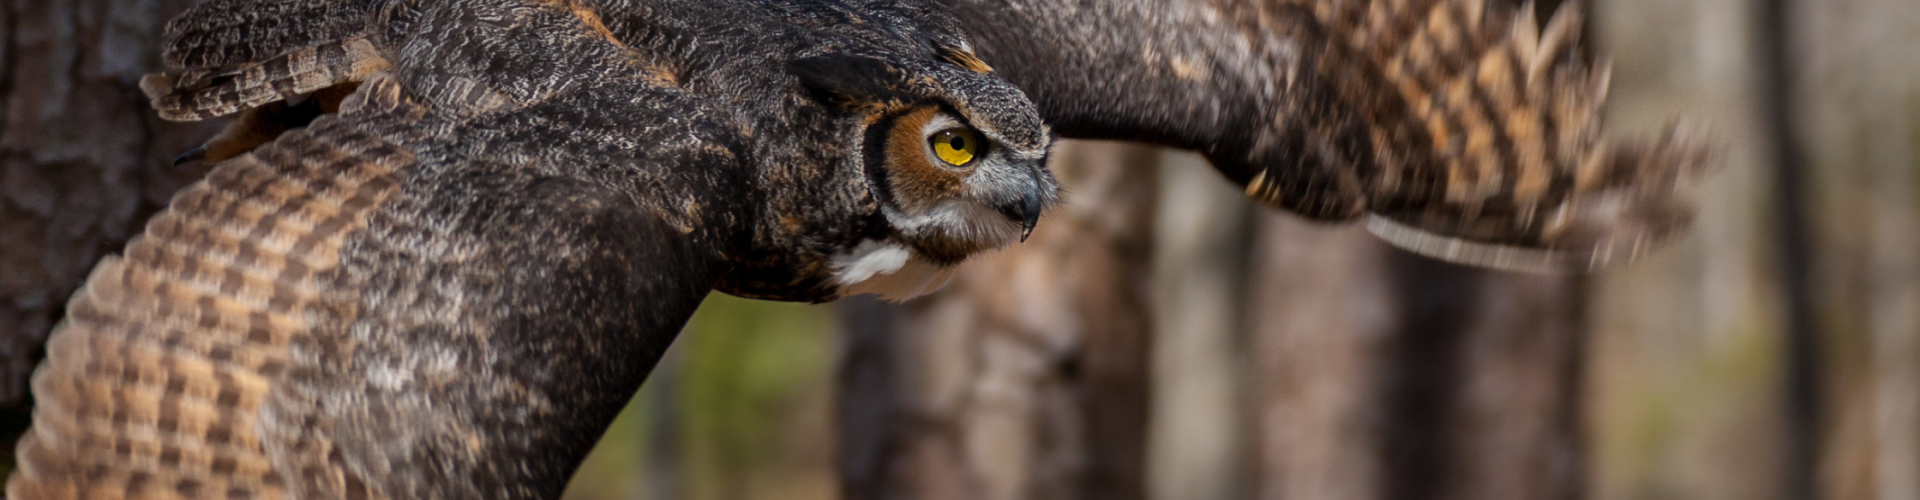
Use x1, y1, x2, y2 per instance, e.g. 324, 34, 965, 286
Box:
948, 134, 967, 150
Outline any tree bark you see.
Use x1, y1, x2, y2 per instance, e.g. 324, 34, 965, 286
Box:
1248, 215, 1588, 500
836, 141, 1158, 500
1247, 217, 1392, 500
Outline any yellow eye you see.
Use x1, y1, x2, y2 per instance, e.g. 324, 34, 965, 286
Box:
929, 128, 981, 166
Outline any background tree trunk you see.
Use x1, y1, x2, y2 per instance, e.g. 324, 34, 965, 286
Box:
1797, 1, 1920, 499
1247, 218, 1588, 500
1245, 215, 1393, 500
836, 141, 1159, 500
1146, 150, 1250, 500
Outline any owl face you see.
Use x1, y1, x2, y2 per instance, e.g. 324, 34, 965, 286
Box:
873, 104, 1054, 262
788, 50, 1058, 300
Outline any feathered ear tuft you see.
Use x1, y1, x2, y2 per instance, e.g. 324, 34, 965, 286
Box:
788, 53, 914, 106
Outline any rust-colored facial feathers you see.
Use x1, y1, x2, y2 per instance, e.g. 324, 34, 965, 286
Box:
882, 106, 971, 214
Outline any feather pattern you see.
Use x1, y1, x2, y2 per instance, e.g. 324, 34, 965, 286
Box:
1316, 0, 1710, 271
143, 35, 391, 122
7, 75, 419, 500
953, 0, 1711, 272
159, 0, 375, 70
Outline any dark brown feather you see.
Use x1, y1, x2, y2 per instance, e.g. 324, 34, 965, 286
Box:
143, 36, 391, 122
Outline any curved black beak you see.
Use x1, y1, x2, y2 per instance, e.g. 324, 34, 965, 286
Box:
995, 192, 1043, 242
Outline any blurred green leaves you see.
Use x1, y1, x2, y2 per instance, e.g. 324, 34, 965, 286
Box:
565, 294, 837, 500
682, 294, 836, 500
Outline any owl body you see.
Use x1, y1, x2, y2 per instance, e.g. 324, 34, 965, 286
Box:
10, 0, 1706, 498
355, 0, 1027, 297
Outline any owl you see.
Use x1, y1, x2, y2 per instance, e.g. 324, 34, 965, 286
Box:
6, 0, 1705, 498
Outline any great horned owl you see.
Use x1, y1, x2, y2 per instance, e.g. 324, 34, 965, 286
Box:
8, 0, 1704, 498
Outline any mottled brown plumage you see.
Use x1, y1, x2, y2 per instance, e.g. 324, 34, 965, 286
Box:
143, 35, 390, 122
10, 0, 1705, 498
12, 77, 419, 500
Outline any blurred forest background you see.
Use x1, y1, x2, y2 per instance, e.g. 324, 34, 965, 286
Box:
0, 0, 1914, 500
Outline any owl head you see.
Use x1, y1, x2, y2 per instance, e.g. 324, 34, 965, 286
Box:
789, 46, 1059, 300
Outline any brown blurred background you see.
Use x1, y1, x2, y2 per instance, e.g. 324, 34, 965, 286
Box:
0, 1, 1915, 499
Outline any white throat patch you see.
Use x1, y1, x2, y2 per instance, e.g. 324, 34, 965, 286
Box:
830, 240, 957, 301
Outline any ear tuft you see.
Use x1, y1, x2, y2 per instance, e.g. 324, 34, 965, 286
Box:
788, 54, 911, 105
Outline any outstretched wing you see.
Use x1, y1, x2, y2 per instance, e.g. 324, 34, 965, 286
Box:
8, 69, 724, 499
947, 0, 1709, 272
7, 74, 420, 500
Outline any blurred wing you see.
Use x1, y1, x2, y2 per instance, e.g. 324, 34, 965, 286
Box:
6, 72, 721, 499
1304, 0, 1713, 272
949, 0, 1710, 272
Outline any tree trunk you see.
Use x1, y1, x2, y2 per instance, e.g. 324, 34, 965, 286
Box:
0, 0, 222, 439
836, 141, 1158, 500
1247, 215, 1588, 500
1798, 2, 1920, 498
1246, 217, 1392, 500
1146, 151, 1250, 500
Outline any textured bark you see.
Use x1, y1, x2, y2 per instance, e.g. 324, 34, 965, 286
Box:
0, 0, 222, 407
1248, 216, 1392, 500
1248, 214, 1588, 500
836, 141, 1157, 500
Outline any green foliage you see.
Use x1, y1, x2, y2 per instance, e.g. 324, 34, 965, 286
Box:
681, 295, 836, 500
564, 294, 837, 500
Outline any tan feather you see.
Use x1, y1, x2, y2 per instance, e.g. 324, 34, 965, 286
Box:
1275, 0, 1709, 271
6, 76, 420, 500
